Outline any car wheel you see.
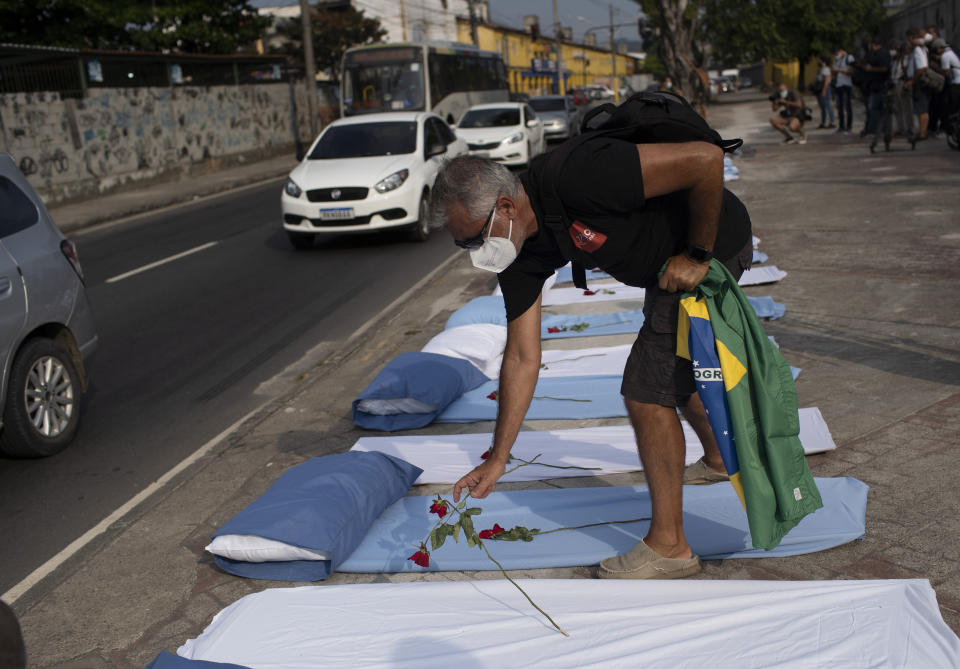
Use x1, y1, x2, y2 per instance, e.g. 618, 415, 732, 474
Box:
287, 231, 315, 250
0, 337, 82, 458
409, 194, 430, 242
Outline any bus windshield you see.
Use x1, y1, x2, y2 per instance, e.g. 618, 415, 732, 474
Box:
342, 48, 425, 115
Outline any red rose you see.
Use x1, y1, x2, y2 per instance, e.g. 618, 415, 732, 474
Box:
547, 327, 561, 333
429, 501, 447, 519
583, 290, 596, 296
408, 550, 430, 568
478, 523, 506, 539
487, 390, 499, 401
481, 449, 490, 460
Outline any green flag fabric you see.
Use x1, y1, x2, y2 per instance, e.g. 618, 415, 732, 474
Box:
678, 260, 822, 549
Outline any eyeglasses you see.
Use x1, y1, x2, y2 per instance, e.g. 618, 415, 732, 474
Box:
454, 205, 496, 250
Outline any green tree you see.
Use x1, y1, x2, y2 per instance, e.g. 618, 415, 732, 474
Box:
701, 0, 886, 82
0, 0, 269, 53
638, 0, 710, 112
0, 0, 130, 49
271, 5, 386, 81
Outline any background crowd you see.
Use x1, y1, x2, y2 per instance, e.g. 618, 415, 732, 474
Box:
768, 26, 960, 151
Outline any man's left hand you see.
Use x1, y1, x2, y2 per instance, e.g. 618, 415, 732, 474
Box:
659, 253, 710, 293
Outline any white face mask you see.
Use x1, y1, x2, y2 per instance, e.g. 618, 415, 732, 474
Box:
779, 90, 788, 98
469, 210, 518, 273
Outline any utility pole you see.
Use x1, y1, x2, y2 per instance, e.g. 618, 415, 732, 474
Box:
399, 0, 408, 41
553, 0, 564, 94
468, 0, 479, 46
609, 4, 618, 102
299, 0, 318, 138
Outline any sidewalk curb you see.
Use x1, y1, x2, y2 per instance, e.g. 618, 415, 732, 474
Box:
55, 166, 293, 234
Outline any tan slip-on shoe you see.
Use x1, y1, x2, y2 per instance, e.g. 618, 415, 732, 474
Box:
683, 457, 729, 485
597, 539, 701, 580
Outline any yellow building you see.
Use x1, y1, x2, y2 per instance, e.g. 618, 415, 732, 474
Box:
764, 58, 820, 91
456, 19, 638, 96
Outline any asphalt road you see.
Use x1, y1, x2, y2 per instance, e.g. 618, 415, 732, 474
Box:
0, 179, 457, 593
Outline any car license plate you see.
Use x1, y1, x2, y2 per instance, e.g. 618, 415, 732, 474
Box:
472, 151, 490, 158
318, 207, 354, 221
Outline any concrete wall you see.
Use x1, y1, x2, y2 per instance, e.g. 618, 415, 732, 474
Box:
0, 82, 317, 205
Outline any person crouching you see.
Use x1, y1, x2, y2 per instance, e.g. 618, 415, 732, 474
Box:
769, 83, 808, 144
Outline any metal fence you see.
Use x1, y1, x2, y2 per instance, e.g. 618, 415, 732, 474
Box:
0, 44, 288, 97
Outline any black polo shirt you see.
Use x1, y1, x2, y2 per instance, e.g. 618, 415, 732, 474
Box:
497, 137, 752, 321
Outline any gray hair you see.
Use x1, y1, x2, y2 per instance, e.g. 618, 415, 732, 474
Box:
428, 155, 523, 230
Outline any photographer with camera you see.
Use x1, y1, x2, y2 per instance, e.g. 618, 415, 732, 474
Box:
769, 83, 808, 144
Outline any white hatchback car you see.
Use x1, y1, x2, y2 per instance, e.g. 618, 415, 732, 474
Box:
455, 103, 546, 167
281, 112, 467, 248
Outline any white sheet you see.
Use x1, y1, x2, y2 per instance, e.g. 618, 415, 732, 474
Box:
421, 324, 507, 376
483, 344, 630, 380
739, 265, 787, 285
491, 274, 646, 306
494, 265, 783, 304
352, 407, 836, 483
178, 579, 959, 668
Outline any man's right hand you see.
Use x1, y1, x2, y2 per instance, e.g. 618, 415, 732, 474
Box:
452, 458, 507, 502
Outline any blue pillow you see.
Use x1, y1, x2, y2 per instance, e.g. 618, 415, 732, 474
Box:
444, 295, 507, 329
353, 352, 489, 431
210, 451, 422, 581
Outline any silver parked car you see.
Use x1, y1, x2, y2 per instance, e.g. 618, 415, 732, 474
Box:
0, 153, 97, 457
528, 95, 580, 141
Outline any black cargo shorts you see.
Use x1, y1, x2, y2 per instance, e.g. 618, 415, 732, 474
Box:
620, 241, 753, 407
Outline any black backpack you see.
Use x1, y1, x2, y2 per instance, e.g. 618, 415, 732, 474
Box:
540, 91, 742, 289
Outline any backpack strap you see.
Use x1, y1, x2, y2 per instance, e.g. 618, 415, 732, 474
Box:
539, 131, 600, 290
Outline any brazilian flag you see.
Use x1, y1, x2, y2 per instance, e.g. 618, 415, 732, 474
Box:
678, 260, 822, 550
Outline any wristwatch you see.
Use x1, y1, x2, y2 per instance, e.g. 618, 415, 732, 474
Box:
685, 245, 713, 263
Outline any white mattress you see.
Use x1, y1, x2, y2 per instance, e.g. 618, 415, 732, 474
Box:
739, 265, 787, 285
178, 579, 959, 668
351, 406, 836, 483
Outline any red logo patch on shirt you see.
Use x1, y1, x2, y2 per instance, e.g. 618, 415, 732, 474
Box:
569, 221, 607, 253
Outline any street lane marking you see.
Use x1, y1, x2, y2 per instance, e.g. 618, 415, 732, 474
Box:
105, 241, 219, 283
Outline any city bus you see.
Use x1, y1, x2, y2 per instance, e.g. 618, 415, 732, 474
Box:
340, 42, 509, 125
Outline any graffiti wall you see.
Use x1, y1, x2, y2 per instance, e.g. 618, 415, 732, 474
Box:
0, 83, 316, 205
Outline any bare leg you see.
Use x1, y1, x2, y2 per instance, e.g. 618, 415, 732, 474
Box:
792, 119, 806, 140
680, 392, 726, 472
770, 116, 792, 139
918, 113, 929, 138
625, 398, 692, 559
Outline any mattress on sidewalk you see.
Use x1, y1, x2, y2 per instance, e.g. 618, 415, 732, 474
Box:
445, 297, 779, 334
436, 375, 626, 422
168, 578, 958, 669
351, 407, 836, 484
338, 477, 867, 573
435, 369, 800, 423
739, 265, 787, 285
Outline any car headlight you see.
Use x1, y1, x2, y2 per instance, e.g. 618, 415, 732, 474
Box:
285, 178, 302, 198
374, 169, 409, 193
503, 132, 524, 145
